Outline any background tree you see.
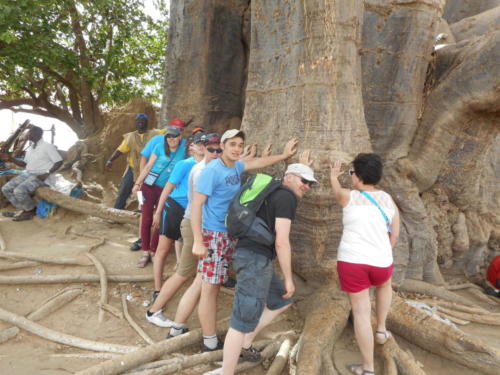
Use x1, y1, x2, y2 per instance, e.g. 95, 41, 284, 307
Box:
0, 0, 167, 138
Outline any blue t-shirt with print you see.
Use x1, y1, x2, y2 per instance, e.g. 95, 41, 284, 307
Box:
168, 157, 197, 209
149, 142, 186, 187
141, 134, 186, 159
196, 158, 245, 232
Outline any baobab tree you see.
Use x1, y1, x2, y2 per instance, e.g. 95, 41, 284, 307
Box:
162, 0, 500, 373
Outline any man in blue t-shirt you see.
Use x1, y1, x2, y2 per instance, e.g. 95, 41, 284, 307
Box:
190, 129, 298, 352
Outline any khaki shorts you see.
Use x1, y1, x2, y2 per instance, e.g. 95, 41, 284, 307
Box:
176, 218, 198, 277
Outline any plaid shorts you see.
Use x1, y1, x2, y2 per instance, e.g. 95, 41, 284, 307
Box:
197, 229, 236, 285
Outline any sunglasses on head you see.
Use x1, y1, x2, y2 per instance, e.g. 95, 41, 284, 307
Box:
348, 169, 355, 176
207, 147, 223, 154
300, 177, 314, 187
166, 133, 180, 138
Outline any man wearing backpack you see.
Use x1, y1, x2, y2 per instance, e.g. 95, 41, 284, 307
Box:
222, 162, 317, 374
191, 129, 298, 352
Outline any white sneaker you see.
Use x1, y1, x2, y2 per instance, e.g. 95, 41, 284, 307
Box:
145, 310, 174, 328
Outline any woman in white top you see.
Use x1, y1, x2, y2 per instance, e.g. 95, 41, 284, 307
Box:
330, 153, 400, 375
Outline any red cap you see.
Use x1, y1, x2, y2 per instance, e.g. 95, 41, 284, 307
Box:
169, 118, 186, 128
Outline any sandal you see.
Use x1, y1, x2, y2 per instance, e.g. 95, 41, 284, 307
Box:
375, 330, 392, 345
347, 364, 375, 375
136, 254, 151, 268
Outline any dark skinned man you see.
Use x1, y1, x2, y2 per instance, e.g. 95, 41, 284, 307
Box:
1, 126, 63, 221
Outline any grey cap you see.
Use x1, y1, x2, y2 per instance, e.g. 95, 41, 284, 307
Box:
166, 126, 181, 136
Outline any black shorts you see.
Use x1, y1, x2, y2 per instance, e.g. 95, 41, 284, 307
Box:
159, 198, 185, 240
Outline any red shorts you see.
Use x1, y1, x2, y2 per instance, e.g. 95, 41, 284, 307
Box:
337, 261, 393, 293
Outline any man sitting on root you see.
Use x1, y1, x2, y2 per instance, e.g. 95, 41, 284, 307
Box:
221, 161, 317, 374
1, 126, 63, 221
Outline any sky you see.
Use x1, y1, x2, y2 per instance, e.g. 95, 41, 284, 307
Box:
0, 0, 167, 151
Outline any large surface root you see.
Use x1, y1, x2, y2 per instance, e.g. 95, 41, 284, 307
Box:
296, 286, 351, 374
35, 186, 139, 225
0, 273, 159, 284
398, 279, 476, 306
388, 294, 500, 375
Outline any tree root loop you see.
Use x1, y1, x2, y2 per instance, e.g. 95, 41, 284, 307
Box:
121, 294, 155, 345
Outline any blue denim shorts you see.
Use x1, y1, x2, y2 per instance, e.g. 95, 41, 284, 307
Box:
230, 248, 293, 333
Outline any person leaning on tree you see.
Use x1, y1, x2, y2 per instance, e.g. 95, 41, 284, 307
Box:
222, 160, 317, 374
190, 129, 298, 352
330, 153, 400, 375
0, 126, 63, 222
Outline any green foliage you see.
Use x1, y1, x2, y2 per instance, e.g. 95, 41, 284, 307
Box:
0, 0, 168, 115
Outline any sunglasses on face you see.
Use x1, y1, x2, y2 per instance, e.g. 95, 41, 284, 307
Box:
207, 147, 223, 154
300, 177, 314, 187
166, 134, 180, 139
348, 169, 355, 176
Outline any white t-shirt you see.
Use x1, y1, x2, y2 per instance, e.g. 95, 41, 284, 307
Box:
24, 139, 63, 175
337, 190, 396, 267
183, 159, 206, 220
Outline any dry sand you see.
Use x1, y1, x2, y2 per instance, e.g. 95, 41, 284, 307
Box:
0, 211, 498, 374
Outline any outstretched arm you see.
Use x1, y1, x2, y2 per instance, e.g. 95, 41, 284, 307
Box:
243, 138, 298, 172
330, 160, 350, 207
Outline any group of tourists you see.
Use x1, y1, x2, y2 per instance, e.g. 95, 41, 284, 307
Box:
105, 113, 403, 375
4, 114, 498, 375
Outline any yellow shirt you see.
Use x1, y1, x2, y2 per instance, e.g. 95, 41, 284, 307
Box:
116, 129, 165, 169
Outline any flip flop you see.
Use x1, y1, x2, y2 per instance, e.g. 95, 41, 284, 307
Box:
136, 254, 151, 268
347, 364, 375, 375
375, 330, 392, 344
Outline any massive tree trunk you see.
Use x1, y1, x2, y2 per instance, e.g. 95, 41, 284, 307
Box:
160, 0, 500, 373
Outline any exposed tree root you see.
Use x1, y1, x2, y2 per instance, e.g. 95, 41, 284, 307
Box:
35, 186, 140, 225
0, 287, 82, 344
75, 319, 231, 375
126, 340, 271, 375
468, 288, 500, 306
51, 353, 119, 359
0, 273, 162, 284
446, 282, 482, 291
398, 279, 476, 306
435, 306, 500, 326
418, 299, 489, 314
66, 226, 127, 248
0, 305, 138, 353
85, 252, 108, 323
288, 334, 302, 375
0, 251, 91, 266
0, 260, 39, 270
100, 303, 123, 319
437, 312, 470, 325
388, 294, 500, 375
296, 287, 351, 375
266, 337, 294, 375
121, 294, 155, 345
377, 334, 425, 375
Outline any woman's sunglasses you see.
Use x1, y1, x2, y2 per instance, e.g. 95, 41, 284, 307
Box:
166, 134, 180, 139
348, 169, 355, 176
207, 147, 223, 154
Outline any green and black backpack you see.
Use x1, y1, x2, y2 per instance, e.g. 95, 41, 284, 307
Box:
225, 173, 282, 246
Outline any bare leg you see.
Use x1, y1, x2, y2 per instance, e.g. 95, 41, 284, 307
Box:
149, 273, 189, 313
375, 278, 392, 334
242, 304, 290, 348
174, 273, 202, 323
153, 235, 173, 291
198, 281, 220, 336
348, 289, 374, 372
174, 240, 182, 269
222, 328, 245, 375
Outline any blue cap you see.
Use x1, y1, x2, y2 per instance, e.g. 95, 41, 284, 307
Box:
135, 113, 148, 120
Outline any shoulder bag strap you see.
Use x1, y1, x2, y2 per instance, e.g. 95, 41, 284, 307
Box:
360, 191, 390, 227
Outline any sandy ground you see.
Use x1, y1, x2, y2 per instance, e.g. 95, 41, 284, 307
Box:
0, 211, 499, 374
